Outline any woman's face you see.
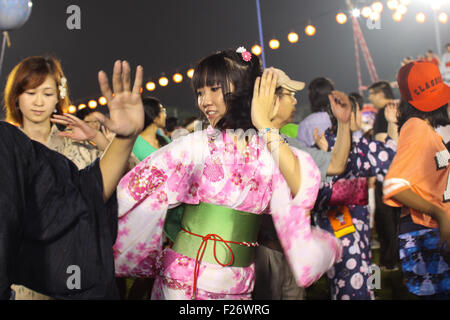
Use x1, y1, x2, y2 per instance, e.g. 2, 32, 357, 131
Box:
154, 104, 167, 128
18, 75, 58, 126
196, 84, 227, 127
83, 113, 101, 131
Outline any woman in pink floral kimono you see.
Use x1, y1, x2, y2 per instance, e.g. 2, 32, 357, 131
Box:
113, 48, 343, 300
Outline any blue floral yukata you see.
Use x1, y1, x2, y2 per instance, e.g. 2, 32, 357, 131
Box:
313, 130, 397, 300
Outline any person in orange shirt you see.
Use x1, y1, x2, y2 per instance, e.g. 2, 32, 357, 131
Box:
383, 61, 450, 299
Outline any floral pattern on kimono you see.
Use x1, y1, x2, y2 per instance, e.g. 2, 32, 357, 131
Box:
114, 126, 342, 299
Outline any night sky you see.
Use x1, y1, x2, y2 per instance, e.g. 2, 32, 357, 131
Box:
1, 0, 449, 121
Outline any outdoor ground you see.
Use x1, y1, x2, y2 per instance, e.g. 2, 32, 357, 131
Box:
122, 236, 419, 300
305, 247, 418, 300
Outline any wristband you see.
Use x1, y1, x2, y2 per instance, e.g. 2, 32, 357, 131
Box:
259, 128, 279, 135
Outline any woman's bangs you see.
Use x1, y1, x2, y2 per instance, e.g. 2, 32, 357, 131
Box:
193, 56, 228, 92
22, 73, 48, 91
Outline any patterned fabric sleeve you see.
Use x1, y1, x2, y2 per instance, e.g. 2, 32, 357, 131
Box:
270, 147, 343, 287
113, 132, 206, 277
361, 137, 397, 182
324, 129, 397, 180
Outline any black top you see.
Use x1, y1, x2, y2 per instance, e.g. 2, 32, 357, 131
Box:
373, 105, 388, 135
0, 121, 119, 300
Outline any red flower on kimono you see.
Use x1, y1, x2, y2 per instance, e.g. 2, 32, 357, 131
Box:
128, 166, 167, 201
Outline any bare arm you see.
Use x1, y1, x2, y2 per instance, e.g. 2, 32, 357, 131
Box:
385, 101, 399, 143
252, 69, 302, 195
51, 113, 112, 151
90, 131, 111, 151
326, 91, 352, 176
313, 128, 328, 151
375, 132, 388, 142
95, 61, 144, 201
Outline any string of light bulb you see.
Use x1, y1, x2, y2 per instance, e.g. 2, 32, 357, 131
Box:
66, 0, 448, 113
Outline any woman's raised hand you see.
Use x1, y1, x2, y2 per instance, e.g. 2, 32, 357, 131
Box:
385, 100, 399, 124
251, 68, 279, 130
94, 60, 144, 138
313, 128, 329, 151
51, 113, 98, 141
329, 91, 352, 124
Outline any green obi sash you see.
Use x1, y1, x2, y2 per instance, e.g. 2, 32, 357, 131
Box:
172, 202, 262, 267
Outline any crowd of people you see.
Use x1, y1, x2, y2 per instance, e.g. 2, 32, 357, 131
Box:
402, 43, 450, 86
0, 42, 449, 301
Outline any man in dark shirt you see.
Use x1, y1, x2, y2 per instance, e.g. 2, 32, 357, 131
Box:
368, 81, 400, 270
369, 81, 395, 142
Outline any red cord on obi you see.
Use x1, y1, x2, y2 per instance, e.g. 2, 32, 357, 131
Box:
180, 227, 258, 300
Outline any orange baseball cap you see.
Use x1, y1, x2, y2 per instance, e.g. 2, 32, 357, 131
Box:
397, 61, 450, 112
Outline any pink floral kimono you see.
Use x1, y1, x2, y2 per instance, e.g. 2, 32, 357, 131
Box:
114, 127, 342, 299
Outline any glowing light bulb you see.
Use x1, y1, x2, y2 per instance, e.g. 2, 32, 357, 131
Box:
251, 44, 262, 55
146, 82, 156, 91
372, 2, 384, 13
269, 39, 280, 49
351, 8, 361, 18
393, 11, 403, 22
438, 12, 448, 23
361, 6, 372, 18
158, 76, 169, 87
336, 13, 348, 24
98, 96, 107, 105
397, 4, 407, 15
387, 0, 398, 10
187, 68, 195, 79
68, 105, 77, 113
305, 24, 316, 36
78, 103, 86, 110
430, 0, 441, 11
416, 12, 426, 23
88, 100, 97, 109
287, 32, 299, 43
173, 73, 183, 83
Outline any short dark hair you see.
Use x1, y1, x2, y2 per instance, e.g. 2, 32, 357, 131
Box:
182, 116, 198, 128
368, 81, 395, 100
192, 48, 263, 131
349, 92, 364, 111
165, 116, 178, 132
307, 77, 335, 113
76, 107, 96, 120
397, 100, 450, 133
142, 96, 163, 128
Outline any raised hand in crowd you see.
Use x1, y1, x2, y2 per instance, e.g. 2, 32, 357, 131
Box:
95, 60, 144, 138
313, 127, 328, 151
94, 60, 145, 201
251, 68, 279, 130
51, 113, 111, 151
329, 90, 352, 124
385, 100, 399, 143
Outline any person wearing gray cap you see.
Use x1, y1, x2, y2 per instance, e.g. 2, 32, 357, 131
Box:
253, 68, 352, 300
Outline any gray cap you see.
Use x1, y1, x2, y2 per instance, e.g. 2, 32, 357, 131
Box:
273, 68, 305, 91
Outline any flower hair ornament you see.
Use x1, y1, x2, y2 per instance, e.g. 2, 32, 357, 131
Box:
58, 77, 67, 100
236, 47, 252, 62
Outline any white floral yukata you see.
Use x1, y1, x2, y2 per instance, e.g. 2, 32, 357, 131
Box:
114, 126, 342, 300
